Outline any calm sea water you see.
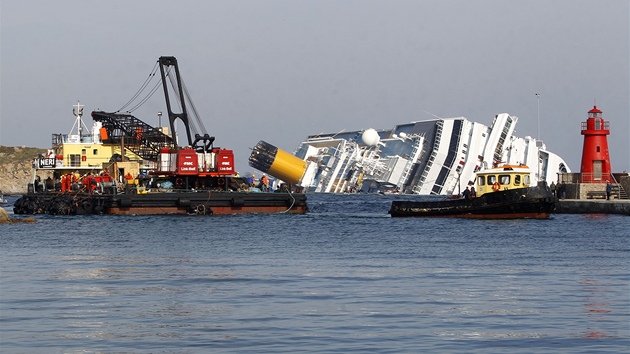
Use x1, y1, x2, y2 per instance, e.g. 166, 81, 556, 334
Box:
1, 194, 628, 353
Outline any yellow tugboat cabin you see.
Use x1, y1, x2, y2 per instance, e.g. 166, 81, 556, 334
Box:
475, 164, 532, 197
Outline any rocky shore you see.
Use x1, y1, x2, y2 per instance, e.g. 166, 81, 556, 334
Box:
0, 146, 47, 195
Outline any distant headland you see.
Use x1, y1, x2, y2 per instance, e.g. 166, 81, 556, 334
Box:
0, 146, 47, 195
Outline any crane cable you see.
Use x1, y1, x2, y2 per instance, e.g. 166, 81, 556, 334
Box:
116, 61, 159, 113
126, 79, 163, 113
165, 73, 200, 137
112, 61, 210, 140
164, 73, 209, 138
181, 77, 208, 135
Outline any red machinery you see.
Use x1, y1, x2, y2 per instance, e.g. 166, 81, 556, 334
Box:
157, 147, 235, 176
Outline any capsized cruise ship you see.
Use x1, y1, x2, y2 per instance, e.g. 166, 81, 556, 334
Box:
249, 113, 571, 195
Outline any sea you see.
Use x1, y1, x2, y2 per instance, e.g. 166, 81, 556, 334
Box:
1, 193, 628, 353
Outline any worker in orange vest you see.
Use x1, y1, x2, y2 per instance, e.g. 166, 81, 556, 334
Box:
260, 174, 269, 192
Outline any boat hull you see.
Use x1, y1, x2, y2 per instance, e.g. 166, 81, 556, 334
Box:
388, 186, 554, 219
13, 191, 307, 216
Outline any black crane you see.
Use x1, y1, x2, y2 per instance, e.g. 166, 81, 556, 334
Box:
92, 56, 215, 162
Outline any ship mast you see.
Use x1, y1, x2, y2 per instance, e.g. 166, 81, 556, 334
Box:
69, 101, 87, 138
535, 93, 543, 182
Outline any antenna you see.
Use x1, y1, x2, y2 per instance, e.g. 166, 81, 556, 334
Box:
535, 93, 542, 182
69, 101, 87, 137
535, 93, 540, 141
422, 110, 443, 119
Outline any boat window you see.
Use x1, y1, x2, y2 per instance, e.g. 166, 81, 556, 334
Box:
477, 176, 486, 186
69, 154, 81, 167
514, 175, 521, 185
499, 175, 510, 184
524, 175, 530, 185
93, 149, 98, 155
487, 175, 497, 184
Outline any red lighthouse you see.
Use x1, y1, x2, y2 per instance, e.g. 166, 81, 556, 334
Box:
580, 105, 612, 182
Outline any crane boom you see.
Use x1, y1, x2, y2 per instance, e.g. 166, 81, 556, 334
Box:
158, 56, 193, 147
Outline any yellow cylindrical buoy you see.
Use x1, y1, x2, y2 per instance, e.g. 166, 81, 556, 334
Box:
249, 141, 306, 185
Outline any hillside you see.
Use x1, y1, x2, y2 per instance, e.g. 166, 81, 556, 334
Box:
0, 146, 47, 195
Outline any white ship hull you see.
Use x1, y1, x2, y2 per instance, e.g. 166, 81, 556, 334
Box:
292, 113, 570, 195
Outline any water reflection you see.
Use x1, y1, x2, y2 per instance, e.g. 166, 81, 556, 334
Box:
580, 278, 614, 338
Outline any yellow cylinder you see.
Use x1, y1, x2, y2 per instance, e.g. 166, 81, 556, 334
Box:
267, 149, 306, 185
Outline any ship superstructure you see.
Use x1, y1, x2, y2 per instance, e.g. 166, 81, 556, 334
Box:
294, 128, 426, 193
250, 113, 571, 195
38, 101, 120, 172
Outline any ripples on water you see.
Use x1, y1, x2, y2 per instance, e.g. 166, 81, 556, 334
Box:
1, 194, 628, 353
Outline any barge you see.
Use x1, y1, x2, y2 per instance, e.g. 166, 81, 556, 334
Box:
13, 188, 305, 216
13, 56, 307, 216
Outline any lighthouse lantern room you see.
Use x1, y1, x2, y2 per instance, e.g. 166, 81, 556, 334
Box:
580, 105, 612, 182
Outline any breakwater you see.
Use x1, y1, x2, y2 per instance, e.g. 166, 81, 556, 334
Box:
555, 199, 630, 215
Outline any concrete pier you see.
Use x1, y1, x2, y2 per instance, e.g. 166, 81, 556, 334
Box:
555, 199, 630, 215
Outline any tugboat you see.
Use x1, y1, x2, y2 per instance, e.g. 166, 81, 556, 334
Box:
388, 164, 554, 219
13, 56, 307, 216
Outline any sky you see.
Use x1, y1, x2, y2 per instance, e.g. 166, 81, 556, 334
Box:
1, 0, 629, 174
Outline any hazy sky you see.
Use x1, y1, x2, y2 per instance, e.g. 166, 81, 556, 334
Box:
1, 0, 628, 173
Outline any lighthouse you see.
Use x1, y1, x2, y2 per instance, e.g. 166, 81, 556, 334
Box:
580, 105, 612, 182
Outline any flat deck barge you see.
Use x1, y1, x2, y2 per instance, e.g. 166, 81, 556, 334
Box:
13, 190, 307, 216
